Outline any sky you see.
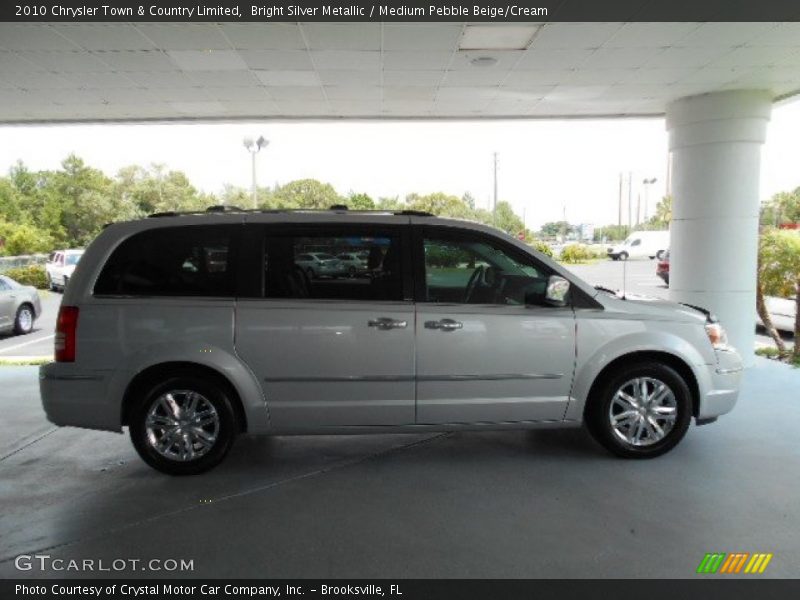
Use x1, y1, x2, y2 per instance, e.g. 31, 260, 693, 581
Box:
0, 97, 798, 231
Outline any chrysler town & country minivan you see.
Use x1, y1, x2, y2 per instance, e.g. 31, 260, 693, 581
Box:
40, 208, 742, 475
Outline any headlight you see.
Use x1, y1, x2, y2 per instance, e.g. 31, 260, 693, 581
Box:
705, 322, 728, 349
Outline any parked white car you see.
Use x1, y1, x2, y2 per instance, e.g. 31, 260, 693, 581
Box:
46, 249, 84, 292
608, 231, 670, 261
40, 209, 742, 475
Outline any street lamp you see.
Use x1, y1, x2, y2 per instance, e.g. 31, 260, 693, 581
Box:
642, 177, 657, 222
243, 135, 269, 209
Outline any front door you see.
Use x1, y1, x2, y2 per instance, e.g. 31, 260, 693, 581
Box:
414, 227, 576, 424
235, 223, 415, 430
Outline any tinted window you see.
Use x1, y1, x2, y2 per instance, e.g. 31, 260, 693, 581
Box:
65, 253, 82, 265
422, 234, 551, 305
264, 230, 403, 302
95, 225, 237, 297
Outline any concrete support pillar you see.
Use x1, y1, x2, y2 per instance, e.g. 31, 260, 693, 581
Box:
666, 90, 772, 367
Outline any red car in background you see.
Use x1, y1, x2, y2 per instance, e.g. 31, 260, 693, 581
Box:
656, 250, 670, 285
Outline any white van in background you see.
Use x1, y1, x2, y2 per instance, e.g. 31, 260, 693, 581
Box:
608, 231, 670, 261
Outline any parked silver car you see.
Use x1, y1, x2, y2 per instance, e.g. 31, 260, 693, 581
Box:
336, 252, 368, 277
295, 252, 345, 279
40, 209, 742, 475
0, 274, 42, 336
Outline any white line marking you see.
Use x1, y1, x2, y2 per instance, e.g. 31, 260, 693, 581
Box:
0, 334, 54, 355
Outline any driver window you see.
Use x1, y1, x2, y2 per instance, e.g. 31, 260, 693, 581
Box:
422, 236, 549, 305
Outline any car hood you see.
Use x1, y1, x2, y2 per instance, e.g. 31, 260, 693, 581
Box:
594, 290, 709, 324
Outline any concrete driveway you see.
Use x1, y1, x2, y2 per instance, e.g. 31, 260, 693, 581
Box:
0, 359, 798, 579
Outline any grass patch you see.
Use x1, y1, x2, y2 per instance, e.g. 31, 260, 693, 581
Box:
0, 357, 51, 366
756, 346, 800, 368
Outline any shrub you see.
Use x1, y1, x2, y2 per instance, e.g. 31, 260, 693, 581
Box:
531, 240, 553, 257
560, 244, 593, 263
2, 264, 48, 289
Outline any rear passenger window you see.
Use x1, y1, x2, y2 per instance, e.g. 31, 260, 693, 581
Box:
95, 226, 237, 297
263, 230, 404, 302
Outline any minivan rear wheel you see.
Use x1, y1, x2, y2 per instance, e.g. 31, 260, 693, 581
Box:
129, 375, 237, 475
585, 362, 692, 458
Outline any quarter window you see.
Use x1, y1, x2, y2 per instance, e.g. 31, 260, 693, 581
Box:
94, 225, 237, 297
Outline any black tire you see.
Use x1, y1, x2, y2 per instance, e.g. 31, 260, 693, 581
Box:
585, 361, 692, 459
656, 250, 666, 260
306, 267, 315, 280
129, 374, 238, 475
610, 255, 619, 261
619, 252, 629, 261
13, 304, 35, 335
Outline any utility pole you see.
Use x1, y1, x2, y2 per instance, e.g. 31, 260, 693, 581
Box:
636, 192, 641, 226
627, 171, 633, 229
617, 172, 623, 227
492, 152, 498, 226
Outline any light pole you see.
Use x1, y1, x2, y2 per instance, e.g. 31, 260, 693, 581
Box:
492, 151, 498, 226
243, 135, 269, 209
642, 177, 657, 223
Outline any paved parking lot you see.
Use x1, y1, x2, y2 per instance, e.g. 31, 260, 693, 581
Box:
1, 355, 798, 579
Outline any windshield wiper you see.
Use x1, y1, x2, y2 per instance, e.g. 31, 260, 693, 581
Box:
594, 285, 619, 295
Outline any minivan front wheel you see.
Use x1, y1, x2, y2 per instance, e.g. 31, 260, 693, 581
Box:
129, 375, 237, 475
586, 362, 692, 458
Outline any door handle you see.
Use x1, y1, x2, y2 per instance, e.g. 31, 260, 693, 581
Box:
368, 317, 408, 330
424, 318, 463, 331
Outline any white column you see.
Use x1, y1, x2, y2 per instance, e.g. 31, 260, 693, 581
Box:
666, 90, 771, 367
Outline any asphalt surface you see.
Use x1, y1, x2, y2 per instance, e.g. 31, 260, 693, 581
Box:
0, 260, 789, 359
0, 290, 60, 359
0, 357, 798, 578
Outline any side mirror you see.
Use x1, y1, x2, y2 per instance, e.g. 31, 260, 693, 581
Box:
545, 275, 570, 306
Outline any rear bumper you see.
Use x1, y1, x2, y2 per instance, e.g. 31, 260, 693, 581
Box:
39, 362, 120, 432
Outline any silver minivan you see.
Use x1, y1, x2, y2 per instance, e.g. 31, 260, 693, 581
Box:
40, 208, 742, 475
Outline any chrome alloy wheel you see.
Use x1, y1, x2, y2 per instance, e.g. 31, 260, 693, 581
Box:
17, 307, 33, 332
145, 390, 219, 461
608, 377, 678, 447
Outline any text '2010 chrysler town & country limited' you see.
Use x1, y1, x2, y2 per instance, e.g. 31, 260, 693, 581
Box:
40, 208, 743, 475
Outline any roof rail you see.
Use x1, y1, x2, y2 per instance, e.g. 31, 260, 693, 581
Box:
206, 205, 244, 213
146, 206, 435, 218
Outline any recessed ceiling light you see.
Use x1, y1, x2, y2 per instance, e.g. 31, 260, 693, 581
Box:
470, 56, 498, 67
459, 25, 541, 51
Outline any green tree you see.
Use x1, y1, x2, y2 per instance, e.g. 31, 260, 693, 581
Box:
594, 224, 630, 242
346, 192, 375, 210
376, 196, 403, 211
268, 179, 342, 209
405, 192, 474, 219
492, 201, 525, 236
756, 228, 800, 360
761, 188, 800, 226
0, 221, 53, 256
645, 195, 673, 229
538, 221, 572, 238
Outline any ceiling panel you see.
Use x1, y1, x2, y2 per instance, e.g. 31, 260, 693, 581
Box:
0, 22, 798, 122
52, 24, 155, 51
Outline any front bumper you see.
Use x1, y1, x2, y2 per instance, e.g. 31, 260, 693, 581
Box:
40, 362, 119, 431
697, 347, 743, 420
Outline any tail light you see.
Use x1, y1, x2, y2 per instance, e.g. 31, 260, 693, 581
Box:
55, 306, 79, 362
